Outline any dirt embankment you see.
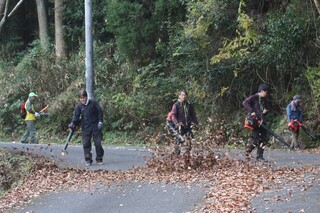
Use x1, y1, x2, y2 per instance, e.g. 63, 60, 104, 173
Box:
0, 149, 35, 197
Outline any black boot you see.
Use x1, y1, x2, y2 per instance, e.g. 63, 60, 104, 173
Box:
256, 146, 265, 161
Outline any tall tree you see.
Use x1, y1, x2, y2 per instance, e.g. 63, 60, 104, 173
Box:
314, 0, 320, 15
0, 0, 9, 32
36, 0, 49, 51
0, 0, 6, 15
0, 0, 26, 33
54, 0, 67, 59
106, 0, 186, 65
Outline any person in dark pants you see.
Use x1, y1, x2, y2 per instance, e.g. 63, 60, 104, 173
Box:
69, 89, 104, 166
171, 90, 198, 154
286, 95, 303, 150
243, 84, 270, 160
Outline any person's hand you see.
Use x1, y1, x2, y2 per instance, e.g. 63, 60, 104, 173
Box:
68, 123, 75, 129
35, 112, 40, 117
98, 122, 103, 130
176, 122, 183, 127
263, 109, 268, 114
176, 122, 183, 129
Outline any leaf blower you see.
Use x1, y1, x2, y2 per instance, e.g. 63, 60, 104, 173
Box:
288, 120, 318, 141
244, 114, 290, 148
61, 127, 75, 155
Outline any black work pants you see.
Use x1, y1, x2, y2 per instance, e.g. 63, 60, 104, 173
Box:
82, 130, 104, 162
248, 126, 268, 159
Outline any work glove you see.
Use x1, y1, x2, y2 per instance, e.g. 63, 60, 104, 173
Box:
35, 112, 40, 117
98, 122, 103, 130
176, 122, 183, 128
176, 123, 183, 134
68, 123, 75, 129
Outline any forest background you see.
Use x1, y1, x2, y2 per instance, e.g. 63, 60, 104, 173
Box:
0, 0, 320, 148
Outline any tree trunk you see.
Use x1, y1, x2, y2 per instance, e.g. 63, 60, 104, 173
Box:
0, 0, 9, 32
0, 0, 25, 32
314, 0, 320, 15
0, 0, 6, 16
54, 0, 67, 59
36, 0, 49, 51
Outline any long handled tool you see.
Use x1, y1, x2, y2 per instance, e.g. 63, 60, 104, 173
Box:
39, 105, 49, 116
301, 126, 318, 141
245, 114, 290, 148
260, 123, 291, 148
61, 127, 75, 155
40, 105, 49, 113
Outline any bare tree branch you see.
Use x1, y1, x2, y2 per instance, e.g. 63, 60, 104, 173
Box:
0, 0, 6, 16
0, 0, 9, 33
8, 0, 24, 17
314, 0, 320, 16
0, 0, 24, 33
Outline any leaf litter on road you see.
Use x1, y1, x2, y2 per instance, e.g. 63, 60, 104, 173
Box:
0, 144, 319, 213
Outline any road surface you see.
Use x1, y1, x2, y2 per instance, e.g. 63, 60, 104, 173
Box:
0, 143, 319, 213
0, 142, 206, 213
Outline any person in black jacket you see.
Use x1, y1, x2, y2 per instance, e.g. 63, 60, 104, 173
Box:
69, 89, 104, 166
171, 90, 198, 128
242, 84, 270, 160
171, 90, 198, 154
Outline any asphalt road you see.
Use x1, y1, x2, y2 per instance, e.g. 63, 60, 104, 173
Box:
0, 142, 151, 171
1, 143, 319, 213
230, 149, 320, 213
225, 148, 320, 168
0, 142, 206, 213
16, 182, 204, 213
251, 171, 320, 213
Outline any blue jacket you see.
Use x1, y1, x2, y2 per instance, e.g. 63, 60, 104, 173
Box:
286, 101, 302, 122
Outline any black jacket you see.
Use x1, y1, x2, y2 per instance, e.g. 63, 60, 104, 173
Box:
72, 99, 103, 131
171, 101, 198, 127
242, 93, 269, 121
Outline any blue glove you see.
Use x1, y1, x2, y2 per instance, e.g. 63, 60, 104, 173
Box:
98, 122, 103, 130
35, 112, 40, 117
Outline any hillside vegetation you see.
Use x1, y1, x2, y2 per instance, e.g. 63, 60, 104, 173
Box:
0, 0, 319, 147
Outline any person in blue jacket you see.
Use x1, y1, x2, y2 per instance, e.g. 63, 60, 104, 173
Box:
286, 95, 302, 150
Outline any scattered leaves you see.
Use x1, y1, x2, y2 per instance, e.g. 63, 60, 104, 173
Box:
0, 141, 319, 213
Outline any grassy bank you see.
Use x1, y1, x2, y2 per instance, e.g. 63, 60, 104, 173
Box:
0, 149, 34, 197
